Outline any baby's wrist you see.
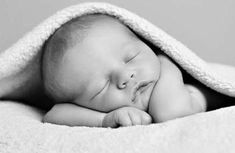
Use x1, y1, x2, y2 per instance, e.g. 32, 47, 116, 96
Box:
99, 112, 107, 127
102, 111, 116, 127
102, 109, 120, 127
101, 114, 108, 127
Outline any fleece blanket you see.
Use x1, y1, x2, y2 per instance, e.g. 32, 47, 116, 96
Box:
1, 2, 235, 153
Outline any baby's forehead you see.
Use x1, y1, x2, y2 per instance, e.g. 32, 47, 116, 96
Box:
61, 28, 139, 69
76, 15, 137, 42
60, 15, 143, 70
64, 16, 139, 55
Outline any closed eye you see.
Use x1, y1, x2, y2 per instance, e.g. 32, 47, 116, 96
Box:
125, 50, 141, 63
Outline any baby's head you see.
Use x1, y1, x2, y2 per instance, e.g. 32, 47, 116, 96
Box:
42, 14, 161, 112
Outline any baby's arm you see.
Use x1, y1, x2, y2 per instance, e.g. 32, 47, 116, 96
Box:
43, 103, 106, 127
43, 103, 152, 127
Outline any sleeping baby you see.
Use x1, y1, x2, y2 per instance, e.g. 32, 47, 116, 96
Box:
41, 14, 233, 127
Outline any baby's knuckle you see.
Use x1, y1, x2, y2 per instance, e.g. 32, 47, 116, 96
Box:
132, 117, 141, 125
142, 114, 152, 124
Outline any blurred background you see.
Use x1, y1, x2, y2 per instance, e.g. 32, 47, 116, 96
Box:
0, 0, 234, 65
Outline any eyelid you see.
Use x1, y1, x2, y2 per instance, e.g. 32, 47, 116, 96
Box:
125, 50, 141, 63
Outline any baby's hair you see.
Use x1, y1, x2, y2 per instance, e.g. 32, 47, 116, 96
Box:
42, 14, 113, 102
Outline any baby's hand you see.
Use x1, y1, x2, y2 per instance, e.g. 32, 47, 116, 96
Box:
102, 107, 152, 128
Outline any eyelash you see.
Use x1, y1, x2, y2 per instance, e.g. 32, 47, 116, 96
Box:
125, 51, 141, 63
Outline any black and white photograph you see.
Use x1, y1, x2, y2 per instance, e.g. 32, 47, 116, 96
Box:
0, 0, 235, 152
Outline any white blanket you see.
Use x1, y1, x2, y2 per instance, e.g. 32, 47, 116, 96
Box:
1, 2, 235, 153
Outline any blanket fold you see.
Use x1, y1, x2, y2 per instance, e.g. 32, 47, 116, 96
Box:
1, 2, 235, 153
1, 2, 235, 98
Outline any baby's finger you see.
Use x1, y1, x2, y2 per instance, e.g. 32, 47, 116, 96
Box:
128, 111, 142, 125
117, 113, 132, 127
141, 113, 152, 125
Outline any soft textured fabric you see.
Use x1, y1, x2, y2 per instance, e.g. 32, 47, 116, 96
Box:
0, 2, 235, 153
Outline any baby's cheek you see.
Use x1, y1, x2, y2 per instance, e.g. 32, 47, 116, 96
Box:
104, 90, 130, 112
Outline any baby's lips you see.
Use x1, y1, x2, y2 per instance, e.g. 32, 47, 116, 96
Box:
131, 80, 155, 103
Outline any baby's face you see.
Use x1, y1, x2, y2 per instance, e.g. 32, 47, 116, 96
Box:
56, 17, 160, 112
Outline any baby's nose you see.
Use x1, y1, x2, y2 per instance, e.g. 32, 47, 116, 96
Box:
112, 69, 136, 89
118, 73, 135, 89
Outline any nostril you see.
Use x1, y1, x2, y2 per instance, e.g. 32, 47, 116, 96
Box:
122, 82, 127, 88
131, 74, 134, 78
119, 81, 128, 89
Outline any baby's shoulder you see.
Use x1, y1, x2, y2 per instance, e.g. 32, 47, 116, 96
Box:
158, 54, 183, 79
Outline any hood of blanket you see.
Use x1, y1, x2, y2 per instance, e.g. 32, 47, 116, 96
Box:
1, 2, 235, 99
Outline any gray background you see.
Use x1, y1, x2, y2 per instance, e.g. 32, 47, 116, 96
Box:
0, 0, 234, 65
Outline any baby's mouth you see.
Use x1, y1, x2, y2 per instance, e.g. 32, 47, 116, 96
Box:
131, 80, 155, 103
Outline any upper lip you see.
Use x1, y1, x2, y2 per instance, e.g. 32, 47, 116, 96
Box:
131, 80, 154, 102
